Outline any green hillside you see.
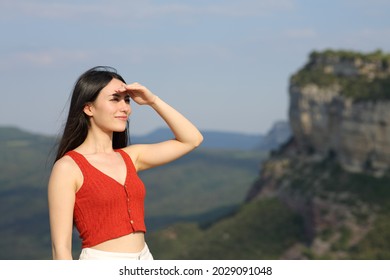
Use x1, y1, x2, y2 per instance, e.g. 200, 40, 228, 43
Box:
0, 127, 54, 259
147, 198, 305, 259
142, 149, 265, 230
147, 157, 390, 260
0, 126, 266, 259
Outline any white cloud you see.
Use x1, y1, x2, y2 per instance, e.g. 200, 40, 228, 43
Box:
1, 0, 296, 21
1, 0, 116, 20
2, 49, 90, 68
142, 0, 296, 18
1, 42, 232, 70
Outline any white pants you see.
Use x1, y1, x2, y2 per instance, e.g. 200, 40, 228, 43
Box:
79, 243, 154, 260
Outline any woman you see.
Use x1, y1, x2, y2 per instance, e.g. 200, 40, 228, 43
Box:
48, 66, 203, 260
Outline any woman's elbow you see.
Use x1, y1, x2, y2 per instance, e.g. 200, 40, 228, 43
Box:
193, 132, 204, 148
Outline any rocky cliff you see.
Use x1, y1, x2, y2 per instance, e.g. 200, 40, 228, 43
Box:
289, 50, 390, 175
247, 50, 390, 259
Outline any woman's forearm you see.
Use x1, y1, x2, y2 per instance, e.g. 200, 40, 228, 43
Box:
150, 96, 203, 148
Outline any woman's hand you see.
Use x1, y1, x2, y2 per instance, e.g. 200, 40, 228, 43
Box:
116, 82, 157, 106
122, 86, 203, 171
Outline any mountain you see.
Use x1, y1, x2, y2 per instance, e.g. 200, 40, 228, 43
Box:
289, 49, 390, 175
255, 121, 291, 151
147, 49, 390, 260
0, 127, 54, 259
132, 122, 291, 151
132, 128, 264, 150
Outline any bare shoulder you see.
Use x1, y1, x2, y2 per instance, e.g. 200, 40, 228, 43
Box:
52, 155, 79, 174
122, 144, 147, 170
122, 145, 142, 161
49, 155, 82, 192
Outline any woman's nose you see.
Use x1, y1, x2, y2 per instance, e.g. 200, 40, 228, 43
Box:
121, 102, 131, 115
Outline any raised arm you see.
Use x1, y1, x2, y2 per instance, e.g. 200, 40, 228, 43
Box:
118, 83, 203, 171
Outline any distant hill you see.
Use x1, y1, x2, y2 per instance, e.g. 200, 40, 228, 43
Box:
132, 121, 291, 151
0, 126, 54, 259
255, 121, 291, 151
132, 128, 263, 150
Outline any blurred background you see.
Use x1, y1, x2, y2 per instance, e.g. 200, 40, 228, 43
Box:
0, 0, 389, 259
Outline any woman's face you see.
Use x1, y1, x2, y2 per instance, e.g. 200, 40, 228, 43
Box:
85, 78, 131, 133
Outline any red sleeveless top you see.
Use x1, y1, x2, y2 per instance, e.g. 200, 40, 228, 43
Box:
65, 149, 146, 248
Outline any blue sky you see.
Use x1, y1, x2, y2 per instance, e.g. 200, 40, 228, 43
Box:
1, 0, 390, 136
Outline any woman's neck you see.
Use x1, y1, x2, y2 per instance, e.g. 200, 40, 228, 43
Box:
78, 128, 115, 155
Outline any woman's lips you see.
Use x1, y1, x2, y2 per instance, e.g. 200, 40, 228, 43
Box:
115, 116, 128, 121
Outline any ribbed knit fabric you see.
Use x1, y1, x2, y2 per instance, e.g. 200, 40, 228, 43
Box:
65, 149, 146, 248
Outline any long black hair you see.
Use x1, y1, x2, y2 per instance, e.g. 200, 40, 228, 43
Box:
55, 66, 129, 162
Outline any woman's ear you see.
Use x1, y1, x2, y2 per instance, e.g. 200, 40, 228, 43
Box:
83, 103, 94, 117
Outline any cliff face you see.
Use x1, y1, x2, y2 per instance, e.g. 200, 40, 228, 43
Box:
289, 50, 390, 175
247, 50, 390, 259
